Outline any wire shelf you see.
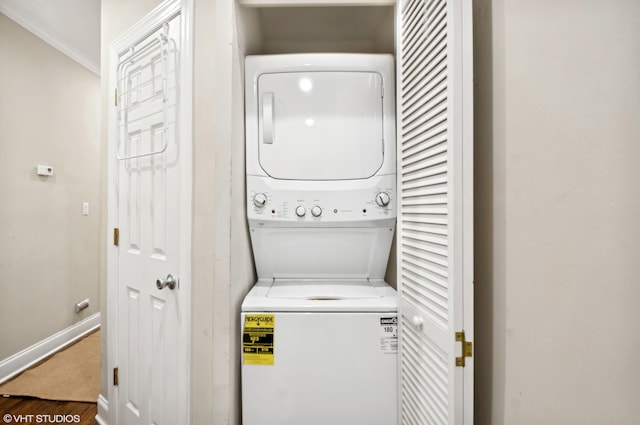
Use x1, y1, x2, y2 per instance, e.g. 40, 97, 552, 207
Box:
116, 22, 178, 161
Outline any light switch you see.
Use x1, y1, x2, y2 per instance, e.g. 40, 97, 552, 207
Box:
82, 202, 89, 216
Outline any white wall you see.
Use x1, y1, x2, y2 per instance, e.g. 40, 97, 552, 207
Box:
191, 3, 260, 423
474, 1, 640, 423
256, 6, 394, 53
0, 13, 101, 361
191, 0, 236, 422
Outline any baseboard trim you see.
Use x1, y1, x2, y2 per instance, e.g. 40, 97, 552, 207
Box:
96, 394, 109, 425
0, 312, 101, 384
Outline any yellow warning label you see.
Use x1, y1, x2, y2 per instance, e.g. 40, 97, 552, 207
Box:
242, 314, 275, 365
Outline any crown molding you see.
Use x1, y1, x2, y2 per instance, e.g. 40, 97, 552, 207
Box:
0, 0, 100, 75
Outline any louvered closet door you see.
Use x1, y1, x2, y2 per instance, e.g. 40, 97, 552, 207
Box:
396, 0, 473, 424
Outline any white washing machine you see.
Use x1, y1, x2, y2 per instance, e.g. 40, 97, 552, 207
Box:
241, 54, 397, 425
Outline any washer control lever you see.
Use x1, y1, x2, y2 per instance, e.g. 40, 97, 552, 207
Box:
375, 192, 391, 207
253, 193, 268, 208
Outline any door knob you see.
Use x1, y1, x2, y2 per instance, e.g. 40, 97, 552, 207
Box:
411, 315, 424, 330
156, 274, 177, 290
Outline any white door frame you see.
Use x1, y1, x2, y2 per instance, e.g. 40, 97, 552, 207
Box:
106, 0, 193, 423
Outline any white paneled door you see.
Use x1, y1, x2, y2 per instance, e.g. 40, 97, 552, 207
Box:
396, 0, 473, 424
108, 1, 192, 424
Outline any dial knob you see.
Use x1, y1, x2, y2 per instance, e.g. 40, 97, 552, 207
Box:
311, 206, 322, 217
375, 192, 391, 207
253, 193, 267, 208
295, 206, 306, 217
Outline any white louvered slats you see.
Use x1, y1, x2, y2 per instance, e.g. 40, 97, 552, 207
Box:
396, 0, 473, 424
401, 314, 449, 425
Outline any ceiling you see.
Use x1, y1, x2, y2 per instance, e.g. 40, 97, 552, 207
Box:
0, 0, 100, 75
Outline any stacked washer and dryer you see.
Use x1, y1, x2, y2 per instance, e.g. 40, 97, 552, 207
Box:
241, 54, 397, 425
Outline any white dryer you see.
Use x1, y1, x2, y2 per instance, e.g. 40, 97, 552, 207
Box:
241, 54, 397, 425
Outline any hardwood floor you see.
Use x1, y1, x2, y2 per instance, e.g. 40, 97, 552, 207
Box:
0, 396, 98, 425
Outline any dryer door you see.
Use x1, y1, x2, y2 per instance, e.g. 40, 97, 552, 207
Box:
257, 72, 384, 180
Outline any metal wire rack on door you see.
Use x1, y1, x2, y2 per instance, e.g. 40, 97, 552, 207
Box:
116, 22, 177, 161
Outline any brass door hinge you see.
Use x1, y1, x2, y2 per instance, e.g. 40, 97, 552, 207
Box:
114, 88, 118, 107
113, 367, 119, 386
455, 331, 473, 367
114, 228, 119, 246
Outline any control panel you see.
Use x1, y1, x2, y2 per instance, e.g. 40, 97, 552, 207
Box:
247, 175, 396, 224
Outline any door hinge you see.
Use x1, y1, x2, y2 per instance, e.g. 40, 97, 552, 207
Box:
455, 331, 473, 367
113, 228, 119, 246
114, 88, 118, 107
113, 367, 119, 386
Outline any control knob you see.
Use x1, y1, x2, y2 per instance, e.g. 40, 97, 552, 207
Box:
311, 206, 322, 217
253, 193, 267, 208
375, 192, 391, 207
295, 206, 306, 217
